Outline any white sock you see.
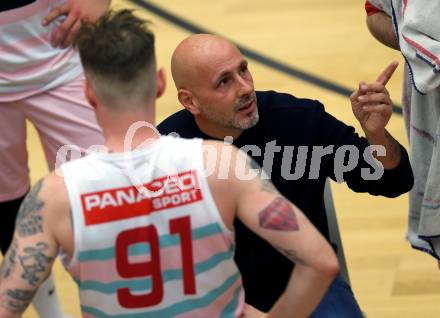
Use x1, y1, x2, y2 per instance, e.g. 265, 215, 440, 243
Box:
32, 273, 68, 318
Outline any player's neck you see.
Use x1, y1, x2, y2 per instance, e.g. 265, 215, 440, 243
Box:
104, 130, 160, 153
102, 113, 160, 153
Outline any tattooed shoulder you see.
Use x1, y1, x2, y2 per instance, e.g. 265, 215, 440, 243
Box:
15, 179, 45, 237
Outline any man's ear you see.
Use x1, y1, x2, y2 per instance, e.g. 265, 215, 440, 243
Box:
156, 68, 166, 98
84, 79, 98, 109
177, 89, 201, 115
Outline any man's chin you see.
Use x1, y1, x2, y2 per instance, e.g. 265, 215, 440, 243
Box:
234, 111, 259, 130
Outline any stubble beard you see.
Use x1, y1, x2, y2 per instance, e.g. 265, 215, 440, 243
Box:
200, 93, 259, 131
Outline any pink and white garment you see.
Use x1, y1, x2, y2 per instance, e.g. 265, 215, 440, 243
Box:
0, 0, 103, 201
367, 0, 440, 259
0, 0, 81, 102
61, 136, 245, 317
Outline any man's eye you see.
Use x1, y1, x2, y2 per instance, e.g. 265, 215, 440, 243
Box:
219, 78, 230, 87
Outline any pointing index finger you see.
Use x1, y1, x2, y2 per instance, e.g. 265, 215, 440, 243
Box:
376, 61, 399, 86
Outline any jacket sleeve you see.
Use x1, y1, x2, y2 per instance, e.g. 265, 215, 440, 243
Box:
313, 101, 414, 198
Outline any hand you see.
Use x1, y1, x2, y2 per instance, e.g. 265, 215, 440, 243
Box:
240, 304, 267, 318
42, 0, 111, 48
350, 61, 398, 135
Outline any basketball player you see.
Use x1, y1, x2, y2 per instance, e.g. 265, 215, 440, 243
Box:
0, 10, 338, 318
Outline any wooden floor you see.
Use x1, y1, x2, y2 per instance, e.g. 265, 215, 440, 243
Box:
15, 0, 440, 316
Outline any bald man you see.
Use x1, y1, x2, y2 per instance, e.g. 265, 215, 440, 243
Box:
158, 34, 414, 317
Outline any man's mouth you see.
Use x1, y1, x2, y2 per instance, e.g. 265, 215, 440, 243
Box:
237, 100, 255, 113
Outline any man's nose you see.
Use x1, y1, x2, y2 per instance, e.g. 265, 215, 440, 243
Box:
237, 75, 253, 96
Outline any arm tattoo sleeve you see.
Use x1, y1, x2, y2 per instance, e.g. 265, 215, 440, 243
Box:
259, 197, 299, 231
0, 242, 49, 314
15, 179, 45, 237
1, 288, 36, 313
0, 240, 18, 280
19, 242, 54, 287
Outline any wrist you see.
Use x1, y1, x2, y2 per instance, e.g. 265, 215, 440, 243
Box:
365, 129, 401, 169
363, 127, 387, 143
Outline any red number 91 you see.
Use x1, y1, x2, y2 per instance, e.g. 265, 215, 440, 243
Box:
115, 215, 196, 308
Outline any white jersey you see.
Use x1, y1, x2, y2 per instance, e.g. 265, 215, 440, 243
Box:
0, 0, 82, 102
61, 136, 244, 317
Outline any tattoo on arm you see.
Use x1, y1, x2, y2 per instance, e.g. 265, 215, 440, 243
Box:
19, 242, 54, 286
15, 180, 45, 237
0, 180, 55, 314
259, 197, 299, 231
275, 246, 307, 266
0, 241, 50, 314
1, 289, 36, 313
0, 240, 18, 280
248, 155, 305, 265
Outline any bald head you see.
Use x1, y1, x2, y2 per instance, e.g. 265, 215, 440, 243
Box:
170, 34, 258, 136
171, 34, 242, 89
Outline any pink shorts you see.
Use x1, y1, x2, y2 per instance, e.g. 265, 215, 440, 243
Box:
0, 75, 104, 201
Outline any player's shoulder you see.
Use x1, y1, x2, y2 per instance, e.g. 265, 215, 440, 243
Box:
201, 141, 247, 181
37, 171, 69, 209
202, 140, 241, 158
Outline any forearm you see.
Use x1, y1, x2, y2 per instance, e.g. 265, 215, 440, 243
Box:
365, 129, 401, 169
0, 178, 60, 317
0, 244, 43, 318
366, 11, 399, 50
0, 275, 30, 318
266, 265, 334, 318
